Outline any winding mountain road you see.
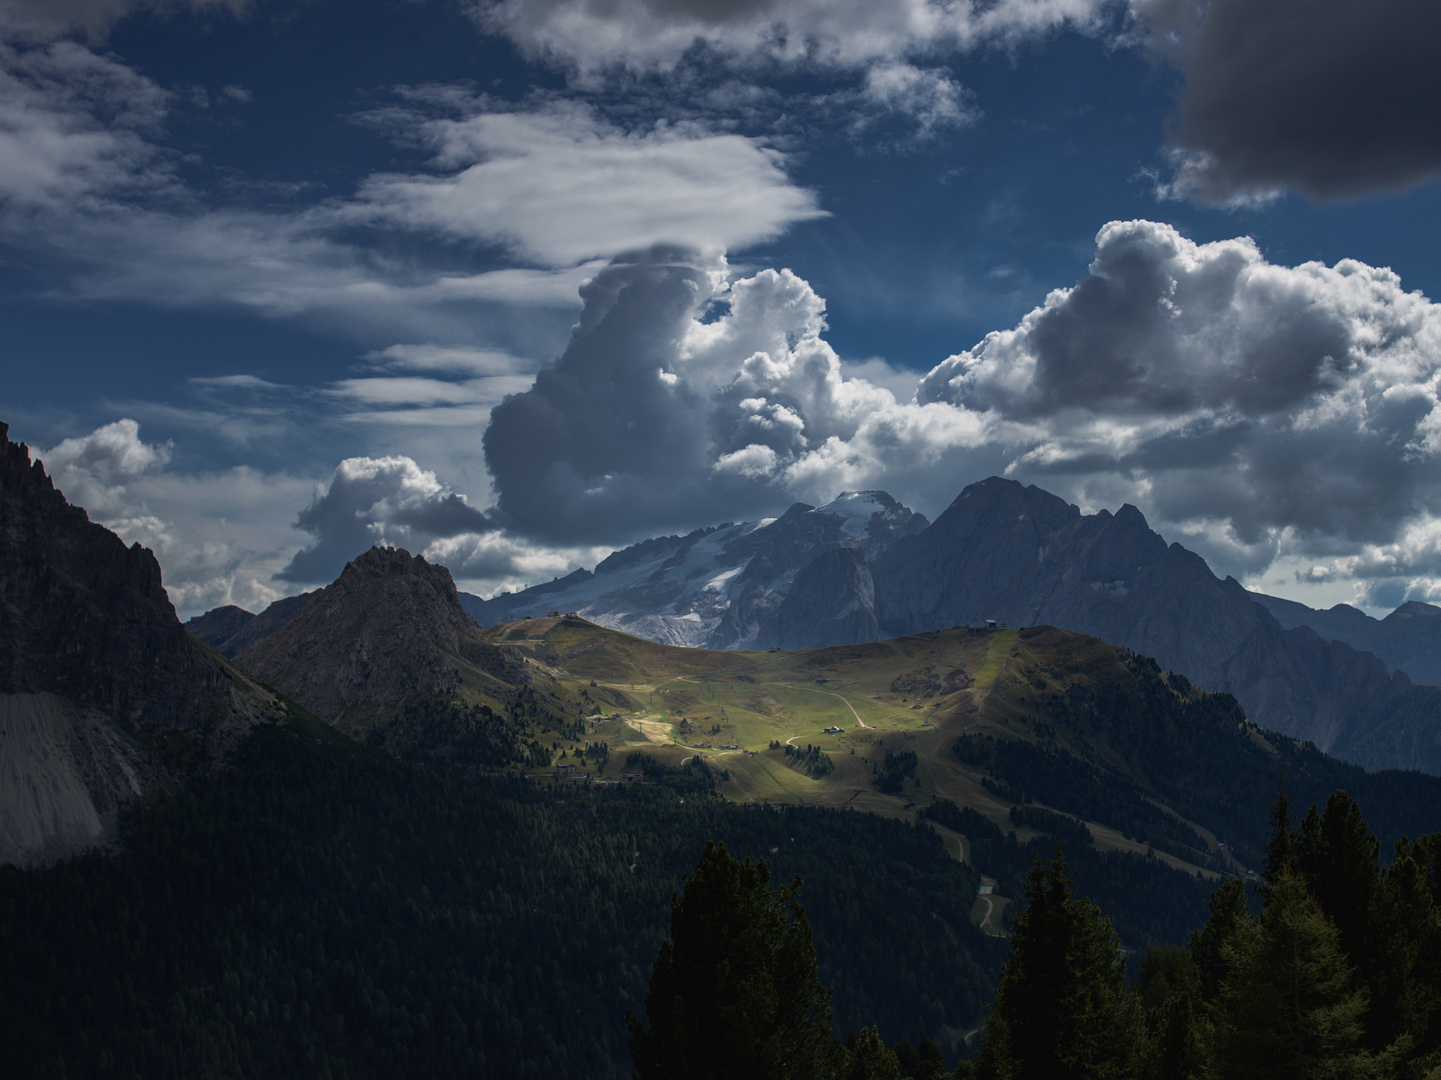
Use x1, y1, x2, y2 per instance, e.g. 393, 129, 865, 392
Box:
976, 894, 999, 934
784, 685, 871, 728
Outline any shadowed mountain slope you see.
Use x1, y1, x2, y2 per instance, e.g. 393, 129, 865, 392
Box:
1253, 591, 1441, 684
0, 422, 280, 865
185, 592, 314, 659
235, 546, 531, 726
870, 477, 1418, 761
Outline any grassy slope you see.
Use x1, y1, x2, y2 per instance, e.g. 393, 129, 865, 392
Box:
481, 617, 1441, 885
481, 618, 1219, 879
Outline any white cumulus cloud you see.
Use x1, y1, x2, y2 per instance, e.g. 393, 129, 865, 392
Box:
481, 244, 997, 542
916, 219, 1441, 556
279, 455, 498, 584
39, 417, 171, 515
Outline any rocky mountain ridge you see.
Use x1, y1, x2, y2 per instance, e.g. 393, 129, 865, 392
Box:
443, 477, 1438, 770
868, 478, 1424, 762
185, 592, 314, 659
185, 476, 1439, 773
0, 422, 278, 866
1251, 592, 1441, 684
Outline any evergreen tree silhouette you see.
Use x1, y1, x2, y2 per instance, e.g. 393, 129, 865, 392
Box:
627, 841, 836, 1080
975, 846, 1139, 1079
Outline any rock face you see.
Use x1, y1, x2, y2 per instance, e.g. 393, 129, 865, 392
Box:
870, 477, 1418, 758
235, 547, 524, 725
0, 693, 146, 865
1333, 685, 1441, 775
460, 490, 927, 649
767, 547, 879, 650
1, 430, 228, 738
185, 605, 254, 651
872, 478, 1278, 690
1252, 592, 1441, 685
0, 422, 270, 865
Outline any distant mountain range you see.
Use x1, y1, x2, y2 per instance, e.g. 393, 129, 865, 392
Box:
185, 477, 1441, 774
192, 543, 1441, 880
864, 478, 1430, 770
0, 423, 284, 866
465, 490, 928, 649
1249, 592, 1441, 684
8, 404, 1438, 877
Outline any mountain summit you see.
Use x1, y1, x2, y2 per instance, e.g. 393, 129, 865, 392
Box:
235, 546, 528, 726
461, 489, 927, 649
870, 477, 1415, 763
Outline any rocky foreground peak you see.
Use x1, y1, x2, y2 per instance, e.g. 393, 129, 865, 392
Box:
1, 423, 274, 866
1, 423, 226, 735
236, 545, 520, 725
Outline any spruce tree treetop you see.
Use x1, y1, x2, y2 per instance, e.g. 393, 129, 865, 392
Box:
976, 847, 1139, 1080
1259, 778, 1295, 900
1296, 790, 1379, 964
1206, 870, 1369, 1080
627, 841, 836, 1080
1189, 877, 1249, 1004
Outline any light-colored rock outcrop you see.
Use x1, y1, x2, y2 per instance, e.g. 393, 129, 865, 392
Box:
0, 692, 149, 866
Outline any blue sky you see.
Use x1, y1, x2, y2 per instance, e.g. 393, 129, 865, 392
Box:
3, 0, 1441, 619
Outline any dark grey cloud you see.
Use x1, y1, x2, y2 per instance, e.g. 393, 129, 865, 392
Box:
482, 245, 782, 542
918, 219, 1441, 551
279, 455, 495, 583
1137, 0, 1441, 202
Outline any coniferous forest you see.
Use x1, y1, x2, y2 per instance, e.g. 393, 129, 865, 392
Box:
965, 787, 1441, 1080
0, 716, 1001, 1078
2, 712, 1437, 1078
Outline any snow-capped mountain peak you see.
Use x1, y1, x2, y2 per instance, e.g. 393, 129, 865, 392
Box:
459, 491, 928, 649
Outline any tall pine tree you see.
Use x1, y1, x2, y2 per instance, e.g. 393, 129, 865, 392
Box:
1294, 791, 1379, 965
1206, 870, 1370, 1080
975, 847, 1139, 1080
627, 841, 837, 1080
1259, 778, 1295, 899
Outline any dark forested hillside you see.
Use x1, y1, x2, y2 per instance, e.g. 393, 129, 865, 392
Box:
0, 717, 1003, 1079
954, 648, 1441, 873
